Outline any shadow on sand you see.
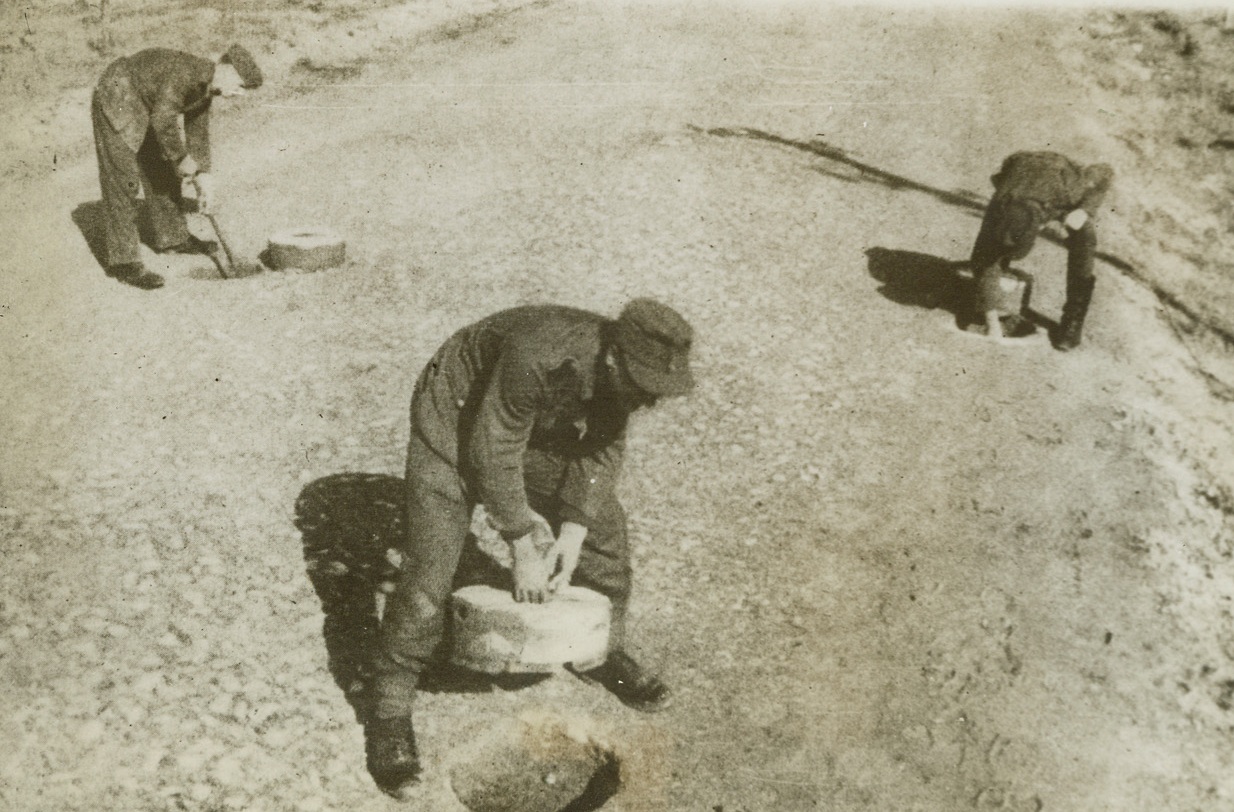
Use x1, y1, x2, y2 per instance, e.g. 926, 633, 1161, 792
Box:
865, 247, 1052, 337
292, 473, 548, 723
71, 201, 112, 270
695, 126, 1137, 274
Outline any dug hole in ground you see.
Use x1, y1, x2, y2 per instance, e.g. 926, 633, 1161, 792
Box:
1, 2, 1234, 811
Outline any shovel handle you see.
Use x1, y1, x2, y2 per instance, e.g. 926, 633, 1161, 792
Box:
205, 214, 237, 271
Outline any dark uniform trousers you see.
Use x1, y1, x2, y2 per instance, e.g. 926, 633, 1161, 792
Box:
969, 197, 1097, 319
91, 65, 192, 267
371, 431, 632, 720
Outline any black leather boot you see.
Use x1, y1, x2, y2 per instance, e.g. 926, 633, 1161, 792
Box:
108, 262, 165, 290
1054, 276, 1095, 351
570, 650, 671, 712
365, 715, 421, 800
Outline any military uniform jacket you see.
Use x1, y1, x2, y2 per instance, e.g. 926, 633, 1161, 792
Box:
990, 151, 1113, 223
411, 305, 628, 540
94, 48, 215, 170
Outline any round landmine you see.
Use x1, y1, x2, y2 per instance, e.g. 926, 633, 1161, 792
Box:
450, 585, 610, 674
953, 267, 1039, 340
267, 228, 346, 272
953, 267, 1031, 317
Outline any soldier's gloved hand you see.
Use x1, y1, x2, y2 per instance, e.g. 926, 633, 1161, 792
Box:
548, 521, 587, 594
193, 172, 215, 214
1063, 209, 1089, 231
177, 154, 200, 179
510, 517, 555, 604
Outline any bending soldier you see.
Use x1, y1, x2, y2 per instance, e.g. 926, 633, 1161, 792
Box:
367, 299, 695, 799
91, 45, 263, 289
969, 151, 1114, 350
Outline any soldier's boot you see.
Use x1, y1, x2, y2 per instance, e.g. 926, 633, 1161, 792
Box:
1054, 276, 1095, 352
108, 262, 165, 290
365, 715, 421, 800
569, 650, 671, 713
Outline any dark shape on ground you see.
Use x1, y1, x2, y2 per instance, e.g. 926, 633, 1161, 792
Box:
295, 472, 406, 723
72, 198, 187, 270
696, 127, 1234, 343
452, 727, 620, 812
865, 247, 1050, 338
560, 753, 621, 812
71, 201, 110, 269
293, 472, 539, 719
865, 247, 968, 313
696, 126, 1137, 274
699, 126, 988, 213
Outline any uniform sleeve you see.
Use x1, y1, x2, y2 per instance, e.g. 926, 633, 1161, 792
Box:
557, 436, 625, 528
468, 345, 544, 540
184, 103, 212, 172
150, 86, 190, 167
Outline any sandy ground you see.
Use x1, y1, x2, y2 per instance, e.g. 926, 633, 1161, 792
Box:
3, 2, 1234, 811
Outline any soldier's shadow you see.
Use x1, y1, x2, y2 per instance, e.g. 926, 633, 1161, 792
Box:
865, 247, 1054, 335
865, 247, 969, 315
71, 201, 111, 269
71, 199, 187, 270
293, 472, 542, 724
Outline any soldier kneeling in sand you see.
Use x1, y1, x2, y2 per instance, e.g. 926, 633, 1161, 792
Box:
366, 299, 695, 799
968, 151, 1114, 350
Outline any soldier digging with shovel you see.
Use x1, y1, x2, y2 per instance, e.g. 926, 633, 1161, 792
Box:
90, 44, 263, 289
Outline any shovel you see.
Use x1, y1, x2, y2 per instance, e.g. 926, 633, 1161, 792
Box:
203, 212, 263, 279
202, 213, 233, 279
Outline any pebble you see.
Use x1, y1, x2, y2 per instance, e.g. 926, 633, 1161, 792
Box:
262, 726, 295, 749
68, 639, 101, 660
188, 782, 213, 803
248, 703, 281, 727
180, 642, 212, 665
115, 699, 147, 726
211, 755, 246, 786
123, 598, 154, 616
231, 699, 252, 724
208, 693, 235, 717
77, 719, 106, 743
176, 740, 225, 773
243, 680, 273, 702
218, 672, 244, 694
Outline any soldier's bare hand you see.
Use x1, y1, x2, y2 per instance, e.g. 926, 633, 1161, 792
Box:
177, 155, 199, 179
548, 521, 587, 594
510, 519, 555, 604
1063, 209, 1088, 231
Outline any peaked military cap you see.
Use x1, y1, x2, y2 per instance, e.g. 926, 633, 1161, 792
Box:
614, 298, 695, 397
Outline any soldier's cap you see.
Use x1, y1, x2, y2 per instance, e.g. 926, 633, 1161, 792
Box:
613, 298, 695, 397
221, 44, 263, 89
